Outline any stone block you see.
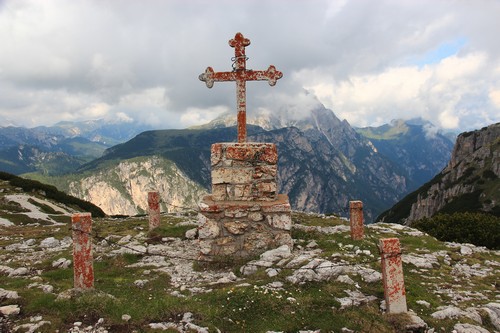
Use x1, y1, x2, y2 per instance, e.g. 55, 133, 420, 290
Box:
224, 208, 248, 218
198, 217, 220, 239
243, 231, 274, 252
233, 184, 252, 200
257, 181, 277, 194
224, 221, 249, 235
211, 143, 223, 166
248, 212, 264, 221
212, 167, 254, 185
212, 184, 227, 201
254, 165, 277, 179
267, 214, 292, 231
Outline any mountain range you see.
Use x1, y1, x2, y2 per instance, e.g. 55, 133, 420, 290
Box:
0, 119, 154, 175
9, 105, 455, 221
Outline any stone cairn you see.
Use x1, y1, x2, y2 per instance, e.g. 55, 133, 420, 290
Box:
197, 33, 292, 258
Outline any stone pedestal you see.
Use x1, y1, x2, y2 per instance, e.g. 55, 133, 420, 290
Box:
72, 213, 94, 290
380, 238, 407, 314
199, 142, 292, 258
148, 191, 161, 230
349, 200, 364, 240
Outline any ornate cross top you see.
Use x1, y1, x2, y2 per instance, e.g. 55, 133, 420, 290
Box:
199, 32, 283, 143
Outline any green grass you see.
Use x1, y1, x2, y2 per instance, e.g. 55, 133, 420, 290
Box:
1, 211, 499, 332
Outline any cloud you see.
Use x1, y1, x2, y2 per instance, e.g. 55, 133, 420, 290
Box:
300, 52, 497, 130
0, 0, 498, 131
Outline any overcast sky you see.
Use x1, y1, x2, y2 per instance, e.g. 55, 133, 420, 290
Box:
0, 0, 499, 132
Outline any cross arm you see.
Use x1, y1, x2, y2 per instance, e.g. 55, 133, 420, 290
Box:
199, 67, 237, 88
199, 65, 283, 88
242, 65, 283, 86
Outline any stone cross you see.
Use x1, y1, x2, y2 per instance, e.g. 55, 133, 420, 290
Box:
199, 32, 283, 143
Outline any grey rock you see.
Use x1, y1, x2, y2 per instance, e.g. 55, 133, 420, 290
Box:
40, 237, 60, 248
52, 258, 72, 269
431, 306, 481, 323
13, 320, 51, 333
336, 275, 356, 285
185, 228, 198, 240
0, 304, 20, 316
406, 311, 428, 332
9, 267, 29, 277
335, 290, 377, 309
357, 267, 382, 283
0, 288, 19, 300
482, 303, 500, 330
453, 323, 490, 333
259, 245, 292, 263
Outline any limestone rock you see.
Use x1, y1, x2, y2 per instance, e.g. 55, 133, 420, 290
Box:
453, 323, 490, 333
431, 306, 481, 323
0, 305, 20, 316
9, 267, 29, 277
0, 288, 19, 300
40, 237, 60, 248
335, 290, 377, 309
52, 258, 72, 269
482, 303, 500, 330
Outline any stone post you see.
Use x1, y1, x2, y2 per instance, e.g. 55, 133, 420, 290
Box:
349, 200, 364, 240
72, 213, 94, 290
148, 191, 161, 230
379, 238, 407, 314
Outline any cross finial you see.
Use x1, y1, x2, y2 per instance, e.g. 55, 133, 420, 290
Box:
199, 32, 282, 143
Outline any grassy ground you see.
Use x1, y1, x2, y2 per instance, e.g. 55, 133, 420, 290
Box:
1, 198, 499, 332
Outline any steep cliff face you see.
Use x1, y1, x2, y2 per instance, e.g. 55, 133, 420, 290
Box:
377, 122, 499, 224
67, 156, 207, 216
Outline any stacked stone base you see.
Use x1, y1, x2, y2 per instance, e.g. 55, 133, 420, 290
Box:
198, 142, 292, 258
199, 194, 292, 258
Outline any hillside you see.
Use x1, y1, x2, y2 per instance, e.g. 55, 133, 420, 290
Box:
1, 202, 499, 332
376, 122, 500, 225
0, 172, 105, 218
0, 120, 154, 176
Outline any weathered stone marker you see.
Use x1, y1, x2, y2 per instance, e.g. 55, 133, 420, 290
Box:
72, 213, 94, 290
198, 33, 291, 258
148, 191, 161, 230
379, 238, 407, 313
349, 200, 364, 240
199, 32, 283, 143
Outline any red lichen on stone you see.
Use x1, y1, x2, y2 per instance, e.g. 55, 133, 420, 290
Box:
148, 191, 161, 230
349, 200, 364, 240
379, 238, 407, 314
72, 213, 94, 290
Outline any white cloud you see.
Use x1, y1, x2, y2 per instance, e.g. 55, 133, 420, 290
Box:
0, 0, 498, 131
180, 106, 230, 127
300, 52, 497, 130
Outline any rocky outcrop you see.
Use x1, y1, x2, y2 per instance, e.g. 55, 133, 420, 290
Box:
404, 123, 499, 223
68, 156, 207, 215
